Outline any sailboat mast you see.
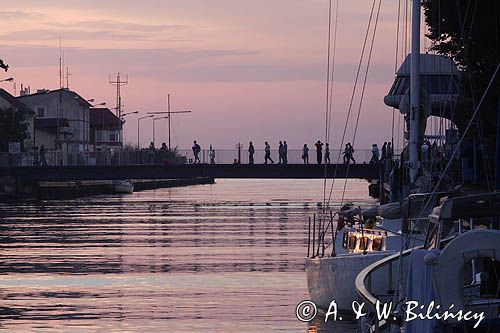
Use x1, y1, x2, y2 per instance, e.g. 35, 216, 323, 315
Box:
409, 0, 421, 184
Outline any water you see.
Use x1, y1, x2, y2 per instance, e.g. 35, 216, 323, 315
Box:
0, 179, 375, 332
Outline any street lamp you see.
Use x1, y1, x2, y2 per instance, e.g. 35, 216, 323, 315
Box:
138, 115, 154, 149
153, 116, 168, 147
121, 111, 138, 118
0, 77, 13, 83
91, 102, 106, 107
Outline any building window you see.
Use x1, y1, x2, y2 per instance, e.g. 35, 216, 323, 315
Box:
36, 106, 46, 117
96, 130, 104, 142
109, 132, 118, 142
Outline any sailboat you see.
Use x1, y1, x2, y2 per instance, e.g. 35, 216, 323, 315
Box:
305, 0, 500, 323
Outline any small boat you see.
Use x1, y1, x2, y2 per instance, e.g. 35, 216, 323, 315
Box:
113, 180, 134, 194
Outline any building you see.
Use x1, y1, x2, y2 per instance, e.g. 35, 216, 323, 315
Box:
0, 88, 35, 152
18, 88, 92, 165
89, 107, 122, 151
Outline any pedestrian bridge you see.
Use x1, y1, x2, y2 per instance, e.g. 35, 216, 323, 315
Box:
3, 163, 383, 182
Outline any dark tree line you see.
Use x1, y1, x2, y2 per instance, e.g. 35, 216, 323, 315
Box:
423, 0, 500, 183
423, 0, 500, 172
0, 107, 27, 152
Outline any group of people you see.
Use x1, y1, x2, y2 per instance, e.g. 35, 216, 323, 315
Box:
300, 140, 331, 164
369, 141, 394, 164
192, 140, 347, 165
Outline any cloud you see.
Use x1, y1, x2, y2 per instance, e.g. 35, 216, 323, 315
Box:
0, 44, 258, 68
43, 20, 189, 33
0, 10, 43, 20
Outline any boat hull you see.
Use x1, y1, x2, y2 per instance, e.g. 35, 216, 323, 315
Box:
306, 252, 395, 310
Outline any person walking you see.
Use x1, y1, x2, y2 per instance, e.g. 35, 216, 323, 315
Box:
342, 144, 349, 164
264, 141, 274, 164
248, 141, 255, 164
39, 145, 48, 166
315, 140, 323, 165
302, 144, 309, 164
324, 143, 330, 164
347, 142, 355, 164
387, 142, 393, 161
192, 140, 201, 164
148, 142, 156, 164
283, 141, 288, 164
278, 141, 284, 164
370, 144, 380, 164
380, 142, 387, 162
209, 144, 216, 164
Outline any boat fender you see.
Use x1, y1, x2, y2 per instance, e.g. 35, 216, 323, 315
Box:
434, 229, 500, 322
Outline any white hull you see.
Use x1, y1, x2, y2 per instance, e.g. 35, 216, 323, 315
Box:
306, 252, 395, 310
113, 180, 134, 194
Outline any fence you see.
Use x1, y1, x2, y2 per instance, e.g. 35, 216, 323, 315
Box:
1, 148, 402, 167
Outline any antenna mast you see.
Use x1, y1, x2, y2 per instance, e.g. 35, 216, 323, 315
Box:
109, 73, 128, 147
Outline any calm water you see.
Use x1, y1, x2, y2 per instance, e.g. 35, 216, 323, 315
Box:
0, 179, 374, 332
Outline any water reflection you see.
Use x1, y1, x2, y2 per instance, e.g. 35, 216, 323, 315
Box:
0, 179, 374, 332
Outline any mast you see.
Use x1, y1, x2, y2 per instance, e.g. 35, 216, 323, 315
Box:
409, 0, 421, 184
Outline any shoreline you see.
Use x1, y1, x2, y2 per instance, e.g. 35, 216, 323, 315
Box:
0, 177, 215, 202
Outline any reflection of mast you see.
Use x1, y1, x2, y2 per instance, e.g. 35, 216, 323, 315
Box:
109, 73, 128, 147
409, 0, 421, 184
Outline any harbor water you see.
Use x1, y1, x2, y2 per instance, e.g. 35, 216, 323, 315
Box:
0, 179, 375, 332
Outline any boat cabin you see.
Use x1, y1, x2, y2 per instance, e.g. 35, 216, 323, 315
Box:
384, 54, 461, 120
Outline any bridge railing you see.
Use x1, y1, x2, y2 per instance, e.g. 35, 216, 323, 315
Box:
1, 148, 402, 167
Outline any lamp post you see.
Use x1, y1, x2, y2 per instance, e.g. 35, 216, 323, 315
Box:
152, 116, 168, 147
0, 77, 13, 83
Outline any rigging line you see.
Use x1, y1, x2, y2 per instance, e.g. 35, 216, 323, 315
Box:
340, 0, 383, 206
323, 0, 340, 214
325, 0, 378, 208
322, 0, 334, 213
392, 0, 402, 152
327, 0, 340, 144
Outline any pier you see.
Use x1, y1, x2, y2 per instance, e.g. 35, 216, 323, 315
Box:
2, 163, 382, 182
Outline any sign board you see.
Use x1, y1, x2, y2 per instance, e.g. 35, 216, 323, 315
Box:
8, 142, 21, 154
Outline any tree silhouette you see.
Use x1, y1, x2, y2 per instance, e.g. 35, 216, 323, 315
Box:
0, 107, 27, 151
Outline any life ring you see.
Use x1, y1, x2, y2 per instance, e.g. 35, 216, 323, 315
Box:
434, 229, 500, 322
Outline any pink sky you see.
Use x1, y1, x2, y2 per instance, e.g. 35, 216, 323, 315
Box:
0, 0, 426, 150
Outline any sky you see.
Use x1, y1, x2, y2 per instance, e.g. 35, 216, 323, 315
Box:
0, 0, 422, 150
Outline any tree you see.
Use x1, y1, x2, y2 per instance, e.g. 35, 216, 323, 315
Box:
0, 107, 27, 152
423, 0, 500, 184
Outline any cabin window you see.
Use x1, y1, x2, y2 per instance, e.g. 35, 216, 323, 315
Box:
359, 237, 369, 251
348, 235, 357, 251
342, 232, 349, 249
372, 237, 383, 251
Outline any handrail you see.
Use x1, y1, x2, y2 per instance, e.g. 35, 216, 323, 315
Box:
355, 245, 423, 307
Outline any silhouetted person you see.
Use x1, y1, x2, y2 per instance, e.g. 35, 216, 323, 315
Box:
160, 142, 168, 162
315, 140, 323, 164
209, 144, 216, 164
302, 144, 309, 164
370, 144, 379, 164
148, 142, 155, 163
278, 141, 284, 164
387, 142, 393, 160
192, 140, 201, 164
39, 145, 47, 166
380, 142, 387, 162
324, 143, 330, 164
248, 141, 255, 164
347, 143, 355, 164
264, 141, 274, 164
283, 141, 288, 164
